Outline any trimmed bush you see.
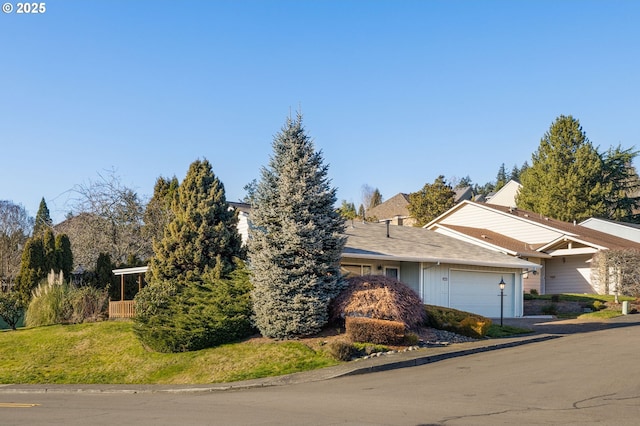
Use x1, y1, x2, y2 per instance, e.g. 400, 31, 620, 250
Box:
424, 305, 492, 338
529, 289, 539, 295
592, 300, 605, 311
346, 316, 405, 345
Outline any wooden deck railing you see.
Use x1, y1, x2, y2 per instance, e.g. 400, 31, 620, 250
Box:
109, 300, 136, 319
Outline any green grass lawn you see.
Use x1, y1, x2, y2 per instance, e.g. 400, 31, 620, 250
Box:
0, 321, 339, 384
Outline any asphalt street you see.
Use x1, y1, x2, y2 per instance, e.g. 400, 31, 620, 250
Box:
1, 315, 639, 425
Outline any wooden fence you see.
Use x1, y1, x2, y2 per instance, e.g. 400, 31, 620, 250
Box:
109, 300, 136, 319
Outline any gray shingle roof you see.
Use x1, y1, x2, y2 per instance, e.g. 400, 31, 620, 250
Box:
342, 222, 538, 269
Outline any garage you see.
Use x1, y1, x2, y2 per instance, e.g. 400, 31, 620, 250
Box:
449, 270, 515, 318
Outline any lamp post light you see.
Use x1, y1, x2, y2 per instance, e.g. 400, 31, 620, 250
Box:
499, 277, 506, 327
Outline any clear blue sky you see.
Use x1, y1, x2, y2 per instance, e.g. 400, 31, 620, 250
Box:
2, 0, 638, 223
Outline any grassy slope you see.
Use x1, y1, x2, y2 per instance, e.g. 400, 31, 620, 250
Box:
0, 321, 338, 384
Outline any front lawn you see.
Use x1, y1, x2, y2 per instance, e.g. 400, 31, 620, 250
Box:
0, 321, 338, 384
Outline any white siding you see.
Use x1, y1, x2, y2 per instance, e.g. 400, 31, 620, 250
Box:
450, 270, 515, 318
545, 254, 594, 294
441, 204, 565, 244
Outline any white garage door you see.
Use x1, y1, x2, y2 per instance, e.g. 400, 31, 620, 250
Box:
449, 270, 514, 318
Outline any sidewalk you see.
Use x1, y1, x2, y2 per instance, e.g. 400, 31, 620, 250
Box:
1, 314, 637, 395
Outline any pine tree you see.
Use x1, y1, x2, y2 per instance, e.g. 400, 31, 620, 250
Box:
517, 115, 610, 222
33, 198, 52, 236
407, 175, 456, 227
94, 253, 113, 292
134, 159, 250, 352
495, 163, 508, 191
249, 114, 346, 338
42, 229, 56, 274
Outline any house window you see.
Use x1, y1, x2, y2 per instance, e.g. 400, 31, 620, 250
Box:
385, 267, 399, 280
341, 264, 372, 277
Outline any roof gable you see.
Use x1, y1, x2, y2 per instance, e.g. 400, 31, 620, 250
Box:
366, 193, 410, 220
427, 201, 640, 253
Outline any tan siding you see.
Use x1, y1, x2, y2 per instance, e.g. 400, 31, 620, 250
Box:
545, 255, 594, 294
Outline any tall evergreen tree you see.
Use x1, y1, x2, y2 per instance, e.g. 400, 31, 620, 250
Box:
134, 159, 250, 352
495, 163, 508, 191
517, 115, 610, 222
54, 233, 73, 280
407, 175, 456, 227
142, 176, 180, 244
15, 237, 45, 302
33, 198, 52, 236
42, 229, 56, 274
249, 114, 346, 338
147, 160, 243, 283
601, 145, 640, 222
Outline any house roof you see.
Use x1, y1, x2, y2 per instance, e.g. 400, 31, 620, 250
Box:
342, 221, 539, 270
427, 200, 640, 253
366, 193, 410, 220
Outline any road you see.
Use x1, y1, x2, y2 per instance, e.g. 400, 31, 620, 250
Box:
2, 320, 639, 425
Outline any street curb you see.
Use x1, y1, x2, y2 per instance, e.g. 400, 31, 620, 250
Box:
0, 334, 560, 395
336, 334, 561, 377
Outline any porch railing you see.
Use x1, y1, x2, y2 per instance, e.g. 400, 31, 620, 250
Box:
109, 300, 136, 319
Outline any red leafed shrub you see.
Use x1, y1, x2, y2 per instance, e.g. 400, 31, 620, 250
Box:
330, 275, 425, 330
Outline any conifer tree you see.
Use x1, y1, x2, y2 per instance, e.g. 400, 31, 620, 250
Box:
147, 160, 243, 283
33, 198, 52, 236
16, 237, 45, 302
143, 176, 180, 244
517, 115, 609, 222
134, 159, 250, 352
54, 234, 73, 280
249, 114, 346, 338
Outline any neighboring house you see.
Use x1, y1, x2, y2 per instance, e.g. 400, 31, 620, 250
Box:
365, 193, 415, 226
426, 201, 640, 295
229, 202, 251, 245
484, 180, 522, 207
341, 221, 539, 318
580, 217, 640, 244
365, 188, 473, 227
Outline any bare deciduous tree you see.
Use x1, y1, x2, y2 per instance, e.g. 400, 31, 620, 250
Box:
591, 249, 640, 297
58, 170, 150, 269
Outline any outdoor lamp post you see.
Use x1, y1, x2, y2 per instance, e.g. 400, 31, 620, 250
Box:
499, 277, 506, 327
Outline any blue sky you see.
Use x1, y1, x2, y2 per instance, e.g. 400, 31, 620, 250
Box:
2, 0, 638, 223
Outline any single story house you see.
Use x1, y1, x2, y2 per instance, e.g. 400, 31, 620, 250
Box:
426, 200, 640, 295
341, 221, 539, 318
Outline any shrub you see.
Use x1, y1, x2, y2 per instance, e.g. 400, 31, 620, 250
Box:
529, 289, 539, 295
592, 300, 605, 311
328, 339, 356, 361
523, 293, 533, 300
68, 286, 109, 323
541, 303, 558, 315
424, 305, 492, 338
403, 332, 419, 346
330, 275, 426, 330
133, 260, 254, 353
345, 316, 405, 345
550, 294, 560, 302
